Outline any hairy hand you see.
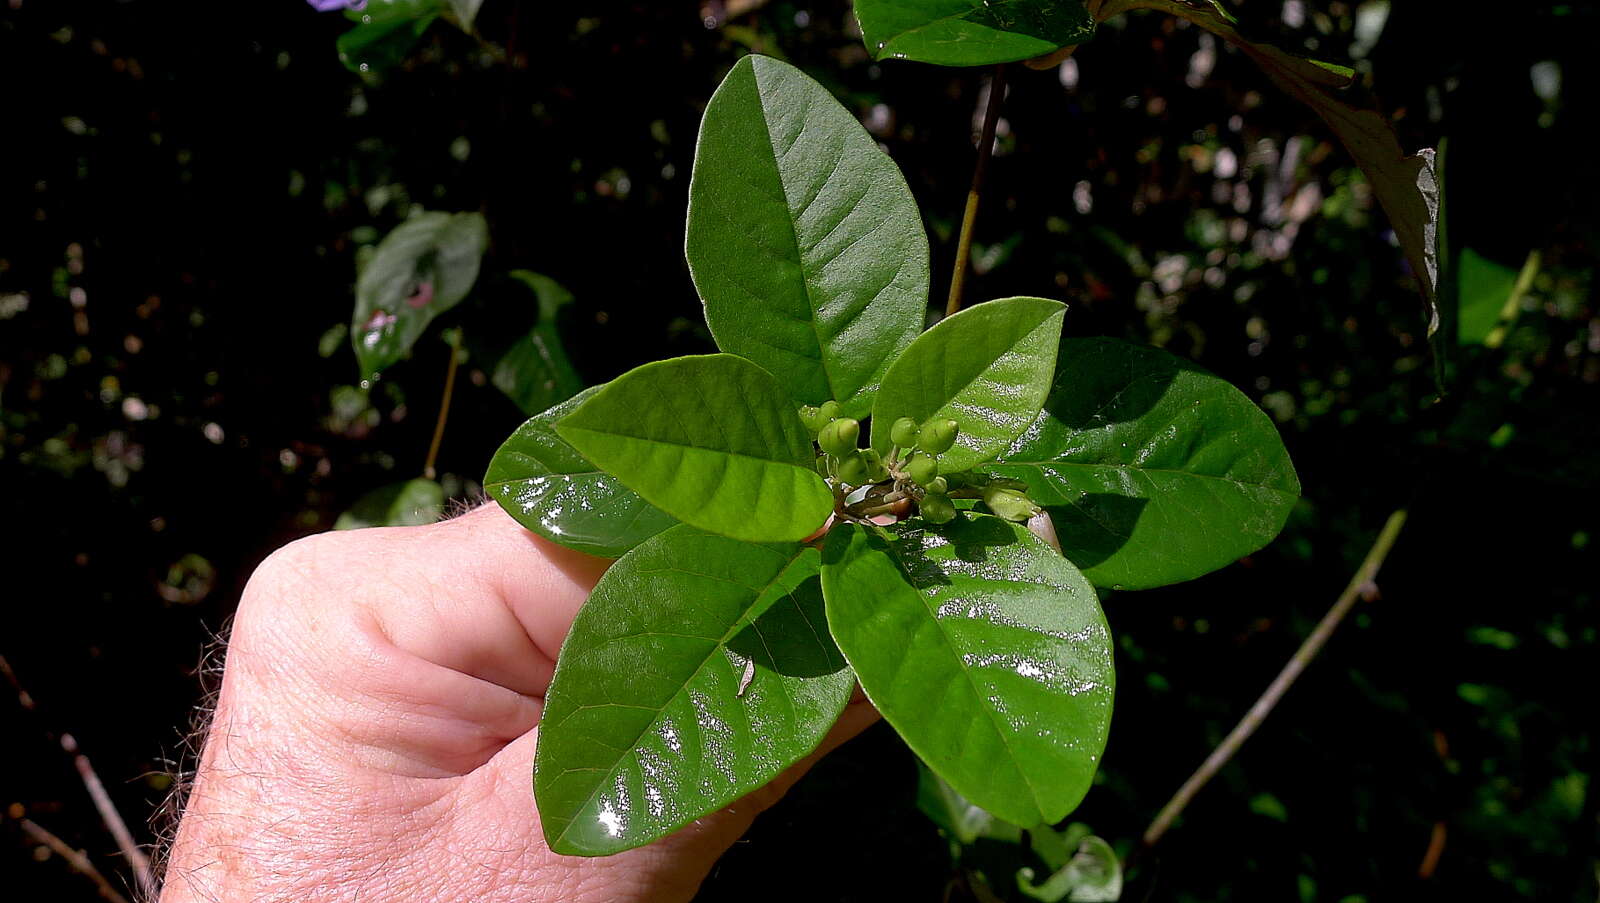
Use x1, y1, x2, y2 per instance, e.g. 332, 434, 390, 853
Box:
161, 504, 877, 903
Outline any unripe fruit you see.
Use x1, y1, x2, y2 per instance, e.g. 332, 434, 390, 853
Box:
889, 417, 920, 449
817, 400, 842, 423
906, 452, 939, 486
798, 404, 830, 435
861, 449, 890, 483
982, 485, 1042, 522
836, 450, 869, 486
925, 475, 948, 495
919, 492, 956, 524
918, 418, 959, 455
818, 418, 860, 456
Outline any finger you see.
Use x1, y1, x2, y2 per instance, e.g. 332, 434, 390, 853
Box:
343, 502, 611, 698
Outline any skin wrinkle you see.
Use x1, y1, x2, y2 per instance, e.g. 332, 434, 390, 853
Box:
158, 503, 879, 903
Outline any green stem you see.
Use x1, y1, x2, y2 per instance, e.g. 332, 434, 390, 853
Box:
1482, 250, 1542, 351
423, 329, 462, 481
946, 64, 1007, 318
1138, 508, 1410, 852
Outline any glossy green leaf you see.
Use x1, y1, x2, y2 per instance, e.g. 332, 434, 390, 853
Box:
821, 516, 1113, 827
351, 211, 488, 379
535, 527, 854, 855
871, 297, 1065, 473
854, 0, 1095, 66
916, 761, 1023, 846
333, 478, 444, 530
483, 271, 584, 415
685, 54, 928, 419
554, 354, 834, 543
485, 387, 676, 558
1100, 0, 1438, 328
336, 0, 441, 74
982, 337, 1299, 590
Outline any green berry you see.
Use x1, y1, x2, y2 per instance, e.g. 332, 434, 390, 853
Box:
818, 418, 859, 456
817, 400, 842, 423
906, 452, 939, 486
861, 449, 890, 483
836, 450, 869, 486
918, 418, 959, 455
925, 475, 948, 495
919, 492, 956, 524
798, 404, 829, 435
889, 417, 920, 449
982, 486, 1041, 522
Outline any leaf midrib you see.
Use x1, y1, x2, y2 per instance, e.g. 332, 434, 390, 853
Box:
546, 548, 807, 849
879, 529, 1052, 821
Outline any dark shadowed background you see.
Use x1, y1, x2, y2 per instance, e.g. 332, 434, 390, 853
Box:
2, 1, 1596, 900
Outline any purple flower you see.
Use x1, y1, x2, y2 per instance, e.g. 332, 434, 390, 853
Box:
307, 0, 366, 11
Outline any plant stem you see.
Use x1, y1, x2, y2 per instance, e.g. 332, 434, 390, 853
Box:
946, 64, 1007, 318
16, 818, 132, 903
1, 655, 153, 900
423, 329, 462, 481
1138, 508, 1410, 851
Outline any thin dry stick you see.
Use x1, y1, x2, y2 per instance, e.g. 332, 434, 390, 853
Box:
0, 655, 155, 900
1140, 508, 1410, 850
17, 818, 134, 903
946, 64, 1007, 318
423, 328, 463, 480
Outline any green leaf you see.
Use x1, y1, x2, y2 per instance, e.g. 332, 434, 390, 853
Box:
333, 478, 444, 530
1099, 0, 1438, 328
351, 211, 488, 379
1455, 248, 1518, 345
535, 527, 854, 855
983, 337, 1298, 590
821, 516, 1113, 827
871, 297, 1065, 473
482, 271, 584, 415
686, 54, 929, 419
554, 354, 834, 543
916, 761, 1024, 846
1016, 831, 1122, 902
854, 0, 1096, 66
485, 387, 676, 558
336, 0, 441, 74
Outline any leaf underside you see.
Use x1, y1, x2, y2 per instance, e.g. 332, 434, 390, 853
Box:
984, 337, 1299, 590
554, 354, 834, 543
822, 516, 1113, 827
871, 296, 1065, 473
535, 527, 854, 855
687, 54, 929, 419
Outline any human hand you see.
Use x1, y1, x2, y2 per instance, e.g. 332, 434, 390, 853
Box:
160, 504, 878, 903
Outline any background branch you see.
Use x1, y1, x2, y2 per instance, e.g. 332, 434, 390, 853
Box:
1139, 508, 1411, 851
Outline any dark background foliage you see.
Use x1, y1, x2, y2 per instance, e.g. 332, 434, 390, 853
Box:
2, 1, 1595, 900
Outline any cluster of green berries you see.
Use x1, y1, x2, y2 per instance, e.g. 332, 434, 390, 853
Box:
797, 402, 964, 525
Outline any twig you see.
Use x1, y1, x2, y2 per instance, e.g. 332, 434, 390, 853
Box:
1139, 509, 1410, 851
423, 328, 463, 480
1417, 820, 1447, 879
16, 818, 133, 903
946, 64, 1007, 318
1, 654, 155, 900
